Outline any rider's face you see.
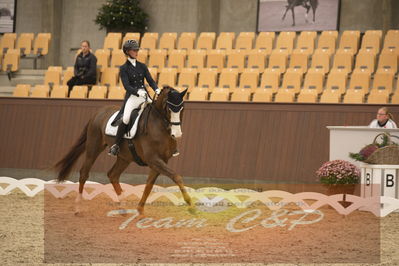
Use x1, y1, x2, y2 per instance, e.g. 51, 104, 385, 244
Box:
128, 49, 138, 59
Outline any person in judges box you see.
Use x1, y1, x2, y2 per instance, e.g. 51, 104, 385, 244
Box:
369, 107, 397, 129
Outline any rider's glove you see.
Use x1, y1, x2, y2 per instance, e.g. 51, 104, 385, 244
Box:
155, 88, 161, 95
137, 89, 147, 98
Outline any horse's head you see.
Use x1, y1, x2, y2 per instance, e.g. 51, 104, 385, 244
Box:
157, 86, 187, 138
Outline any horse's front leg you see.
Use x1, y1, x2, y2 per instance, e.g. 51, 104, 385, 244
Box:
148, 158, 192, 208
291, 8, 296, 26
282, 6, 290, 20
137, 168, 160, 215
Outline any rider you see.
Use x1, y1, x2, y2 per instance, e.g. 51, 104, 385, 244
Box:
108, 39, 161, 156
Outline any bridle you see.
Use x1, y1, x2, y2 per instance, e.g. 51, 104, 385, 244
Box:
148, 89, 184, 127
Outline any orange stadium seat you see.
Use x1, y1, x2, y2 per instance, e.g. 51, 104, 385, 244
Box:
148, 49, 166, 70
13, 84, 30, 97
188, 87, 208, 101
44, 69, 61, 88
177, 32, 197, 51
252, 88, 273, 102
33, 33, 51, 56
325, 69, 347, 94
103, 32, 122, 51
31, 84, 50, 98
177, 68, 198, 91
310, 51, 330, 74
101, 67, 119, 87
95, 49, 111, 71
88, 85, 107, 99
239, 68, 259, 93
2, 49, 20, 72
294, 31, 316, 55
231, 88, 251, 102
187, 49, 206, 69
235, 32, 255, 50
0, 33, 16, 53
62, 67, 74, 85
255, 33, 274, 54
158, 68, 178, 87
226, 50, 246, 72
288, 51, 308, 73
218, 68, 238, 92
206, 49, 225, 72
267, 51, 288, 74
111, 49, 126, 68
196, 32, 215, 50
197, 68, 218, 91
159, 32, 177, 51
16, 33, 34, 56
50, 85, 68, 98
168, 49, 186, 71
70, 85, 88, 98
247, 49, 267, 72
280, 69, 302, 94
140, 34, 157, 51
209, 87, 229, 101
216, 34, 233, 51
260, 68, 280, 93
108, 86, 125, 99
303, 70, 324, 94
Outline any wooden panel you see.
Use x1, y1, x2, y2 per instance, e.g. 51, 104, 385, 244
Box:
0, 97, 398, 182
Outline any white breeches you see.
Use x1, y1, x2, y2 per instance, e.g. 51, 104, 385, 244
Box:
122, 93, 146, 125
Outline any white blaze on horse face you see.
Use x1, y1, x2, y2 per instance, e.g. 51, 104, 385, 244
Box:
170, 110, 182, 138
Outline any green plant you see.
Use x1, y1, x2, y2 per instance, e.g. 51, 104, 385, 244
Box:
316, 160, 360, 185
94, 0, 148, 33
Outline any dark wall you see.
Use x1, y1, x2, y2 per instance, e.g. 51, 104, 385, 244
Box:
1, 97, 398, 183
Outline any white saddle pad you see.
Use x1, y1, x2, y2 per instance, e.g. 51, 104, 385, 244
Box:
105, 110, 144, 139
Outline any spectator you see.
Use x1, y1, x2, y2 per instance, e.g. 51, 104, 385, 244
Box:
67, 40, 97, 95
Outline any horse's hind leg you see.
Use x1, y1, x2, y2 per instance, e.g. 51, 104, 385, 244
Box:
75, 136, 106, 214
137, 169, 160, 215
148, 159, 192, 208
107, 156, 129, 201
305, 6, 310, 23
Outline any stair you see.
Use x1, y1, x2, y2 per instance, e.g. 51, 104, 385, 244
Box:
0, 69, 46, 96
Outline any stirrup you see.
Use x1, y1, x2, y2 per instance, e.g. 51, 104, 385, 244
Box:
108, 144, 120, 156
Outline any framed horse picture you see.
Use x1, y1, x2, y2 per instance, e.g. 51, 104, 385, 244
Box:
257, 0, 340, 32
0, 0, 15, 33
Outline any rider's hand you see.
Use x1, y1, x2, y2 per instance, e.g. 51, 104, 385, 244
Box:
137, 90, 147, 98
155, 88, 161, 95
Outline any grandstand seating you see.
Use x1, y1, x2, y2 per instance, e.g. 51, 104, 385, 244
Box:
9, 30, 399, 104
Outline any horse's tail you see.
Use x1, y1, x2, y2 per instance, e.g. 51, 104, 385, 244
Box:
55, 121, 89, 182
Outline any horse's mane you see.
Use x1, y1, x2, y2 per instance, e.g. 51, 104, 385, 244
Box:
139, 86, 172, 135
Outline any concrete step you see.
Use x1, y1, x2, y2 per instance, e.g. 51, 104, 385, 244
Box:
10, 76, 44, 86
0, 86, 15, 97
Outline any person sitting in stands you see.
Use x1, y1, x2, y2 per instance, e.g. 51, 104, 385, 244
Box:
67, 40, 97, 96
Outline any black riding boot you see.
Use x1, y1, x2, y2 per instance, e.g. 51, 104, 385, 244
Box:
108, 123, 127, 156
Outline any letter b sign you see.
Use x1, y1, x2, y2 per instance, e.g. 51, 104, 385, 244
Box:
386, 174, 395, 187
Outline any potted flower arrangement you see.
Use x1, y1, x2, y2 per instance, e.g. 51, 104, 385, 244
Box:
316, 160, 360, 197
94, 0, 149, 35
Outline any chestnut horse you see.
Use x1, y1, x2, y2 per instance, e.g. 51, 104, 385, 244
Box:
54, 86, 191, 215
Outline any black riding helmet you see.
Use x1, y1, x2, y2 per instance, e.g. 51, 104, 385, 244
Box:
122, 39, 140, 55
